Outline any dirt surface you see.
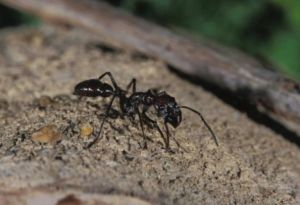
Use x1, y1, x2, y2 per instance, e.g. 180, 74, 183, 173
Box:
0, 26, 299, 205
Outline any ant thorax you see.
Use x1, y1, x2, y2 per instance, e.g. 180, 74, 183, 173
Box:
120, 92, 145, 115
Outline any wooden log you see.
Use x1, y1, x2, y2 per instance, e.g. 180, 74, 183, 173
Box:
2, 0, 300, 134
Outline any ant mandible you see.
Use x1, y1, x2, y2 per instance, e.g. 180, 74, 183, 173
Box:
73, 72, 219, 150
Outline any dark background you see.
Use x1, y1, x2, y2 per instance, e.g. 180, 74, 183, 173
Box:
1, 0, 300, 81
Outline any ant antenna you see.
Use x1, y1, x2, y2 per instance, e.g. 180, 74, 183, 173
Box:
180, 106, 219, 146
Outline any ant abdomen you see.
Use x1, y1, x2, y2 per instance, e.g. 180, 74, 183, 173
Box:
74, 79, 113, 97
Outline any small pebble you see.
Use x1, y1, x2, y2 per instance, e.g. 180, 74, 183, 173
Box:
57, 194, 82, 205
35, 95, 53, 109
30, 33, 44, 47
79, 122, 93, 138
0, 99, 8, 109
31, 125, 61, 144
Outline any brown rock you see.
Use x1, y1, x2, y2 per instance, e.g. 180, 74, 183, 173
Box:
35, 95, 53, 109
31, 125, 61, 144
56, 194, 82, 205
79, 122, 93, 138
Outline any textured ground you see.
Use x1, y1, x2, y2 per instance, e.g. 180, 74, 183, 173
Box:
0, 26, 299, 205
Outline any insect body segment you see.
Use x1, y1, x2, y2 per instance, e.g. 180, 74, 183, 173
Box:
153, 92, 182, 128
74, 79, 114, 97
74, 72, 219, 150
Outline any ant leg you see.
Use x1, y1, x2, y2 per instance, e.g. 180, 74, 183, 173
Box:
137, 108, 147, 149
154, 124, 168, 150
142, 112, 168, 149
98, 72, 119, 89
86, 95, 116, 148
164, 123, 171, 149
126, 78, 136, 93
165, 123, 187, 152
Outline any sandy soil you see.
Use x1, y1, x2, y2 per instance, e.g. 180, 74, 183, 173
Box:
0, 26, 299, 205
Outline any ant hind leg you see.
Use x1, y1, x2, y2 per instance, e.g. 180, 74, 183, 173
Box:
98, 72, 118, 89
85, 95, 116, 149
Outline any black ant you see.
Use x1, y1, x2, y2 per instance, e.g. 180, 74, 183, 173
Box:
73, 72, 219, 150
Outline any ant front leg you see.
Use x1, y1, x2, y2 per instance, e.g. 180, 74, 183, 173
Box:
165, 123, 187, 152
98, 72, 119, 89
142, 111, 169, 150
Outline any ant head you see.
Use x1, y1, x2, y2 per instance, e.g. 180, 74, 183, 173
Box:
74, 79, 114, 97
166, 104, 182, 128
154, 92, 182, 128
